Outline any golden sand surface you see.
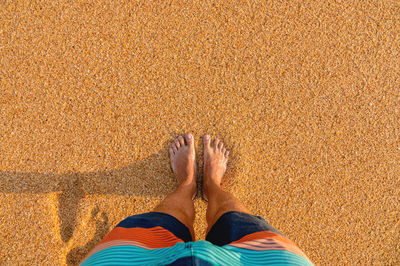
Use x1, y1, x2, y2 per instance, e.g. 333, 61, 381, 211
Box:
0, 0, 399, 264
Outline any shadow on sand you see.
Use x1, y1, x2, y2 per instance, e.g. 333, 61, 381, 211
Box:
66, 206, 110, 265
0, 140, 175, 264
0, 138, 238, 264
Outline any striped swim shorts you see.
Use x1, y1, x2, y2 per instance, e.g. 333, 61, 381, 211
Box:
82, 211, 312, 265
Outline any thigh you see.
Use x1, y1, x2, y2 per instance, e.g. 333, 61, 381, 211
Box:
205, 211, 312, 265
81, 212, 193, 265
206, 211, 283, 246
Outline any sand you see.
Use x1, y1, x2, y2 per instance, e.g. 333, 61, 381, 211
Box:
0, 0, 399, 264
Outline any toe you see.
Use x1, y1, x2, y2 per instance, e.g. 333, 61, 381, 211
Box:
178, 135, 185, 146
175, 139, 181, 148
213, 138, 220, 149
203, 135, 211, 149
172, 143, 178, 153
169, 148, 174, 157
222, 147, 226, 154
185, 133, 194, 149
218, 141, 224, 150
225, 150, 229, 158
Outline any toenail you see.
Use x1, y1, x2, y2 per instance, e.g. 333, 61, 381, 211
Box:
205, 135, 210, 140
188, 134, 192, 139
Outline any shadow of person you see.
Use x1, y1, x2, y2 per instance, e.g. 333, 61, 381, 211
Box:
0, 139, 175, 244
58, 175, 85, 243
0, 134, 239, 263
66, 206, 109, 265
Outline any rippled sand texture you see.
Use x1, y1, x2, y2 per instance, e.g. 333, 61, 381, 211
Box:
0, 0, 399, 264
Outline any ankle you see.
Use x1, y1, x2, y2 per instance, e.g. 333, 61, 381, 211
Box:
204, 180, 222, 195
178, 181, 196, 194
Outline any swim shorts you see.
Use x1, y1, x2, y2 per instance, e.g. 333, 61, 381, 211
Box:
81, 211, 313, 265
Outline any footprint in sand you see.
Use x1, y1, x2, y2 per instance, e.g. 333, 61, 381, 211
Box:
66, 207, 109, 265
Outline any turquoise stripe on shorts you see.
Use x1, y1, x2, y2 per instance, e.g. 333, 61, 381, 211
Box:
81, 240, 313, 266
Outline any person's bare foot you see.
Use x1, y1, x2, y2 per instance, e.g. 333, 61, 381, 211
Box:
202, 135, 229, 201
169, 133, 197, 199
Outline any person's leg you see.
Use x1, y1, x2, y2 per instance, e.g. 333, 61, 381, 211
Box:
153, 133, 197, 239
202, 135, 250, 232
200, 136, 312, 264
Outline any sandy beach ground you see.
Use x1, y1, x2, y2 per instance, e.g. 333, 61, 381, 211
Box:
0, 0, 399, 264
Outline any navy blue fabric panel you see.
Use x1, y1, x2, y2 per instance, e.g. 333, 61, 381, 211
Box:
116, 212, 192, 242
205, 211, 283, 246
168, 256, 214, 266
